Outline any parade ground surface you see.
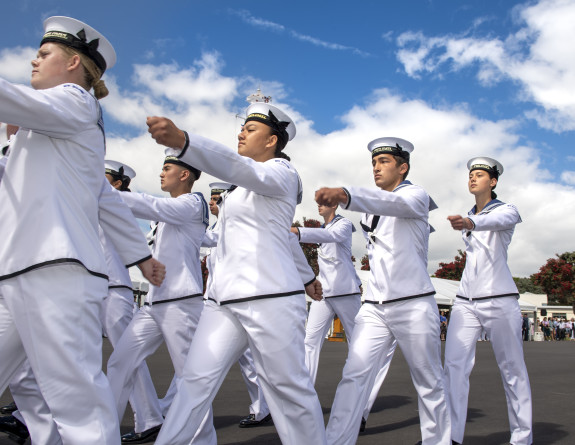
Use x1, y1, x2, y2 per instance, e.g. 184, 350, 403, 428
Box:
1, 341, 573, 444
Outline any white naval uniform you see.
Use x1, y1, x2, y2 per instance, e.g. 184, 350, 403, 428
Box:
0, 79, 152, 445
444, 200, 532, 445
100, 228, 165, 433
155, 134, 327, 445
326, 181, 450, 445
105, 190, 216, 443
297, 216, 396, 421
203, 219, 273, 422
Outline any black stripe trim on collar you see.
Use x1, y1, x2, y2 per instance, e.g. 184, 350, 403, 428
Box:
125, 254, 153, 268
109, 285, 134, 291
456, 293, 519, 301
219, 289, 304, 306
364, 291, 435, 305
325, 292, 361, 299
144, 293, 203, 306
0, 258, 108, 282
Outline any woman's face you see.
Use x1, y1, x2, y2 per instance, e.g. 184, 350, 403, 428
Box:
237, 121, 276, 162
30, 43, 75, 90
468, 169, 497, 196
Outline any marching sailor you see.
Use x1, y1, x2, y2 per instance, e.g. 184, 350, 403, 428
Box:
147, 102, 327, 445
316, 137, 451, 445
0, 16, 164, 444
445, 157, 532, 445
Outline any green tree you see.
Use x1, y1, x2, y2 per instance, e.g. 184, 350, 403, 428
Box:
513, 277, 543, 294
531, 251, 575, 305
434, 250, 466, 281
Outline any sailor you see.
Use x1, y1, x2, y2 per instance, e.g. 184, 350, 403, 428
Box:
204, 182, 272, 428
147, 102, 327, 445
316, 137, 451, 445
291, 203, 397, 432
102, 160, 166, 443
106, 155, 216, 444
445, 157, 532, 445
0, 16, 164, 444
0, 158, 166, 445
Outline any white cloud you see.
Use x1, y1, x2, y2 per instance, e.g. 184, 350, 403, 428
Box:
230, 9, 371, 57
0, 47, 37, 83
396, 0, 575, 132
103, 58, 575, 278
561, 171, 575, 185
2, 46, 574, 279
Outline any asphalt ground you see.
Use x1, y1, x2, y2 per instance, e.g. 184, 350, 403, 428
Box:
1, 340, 574, 444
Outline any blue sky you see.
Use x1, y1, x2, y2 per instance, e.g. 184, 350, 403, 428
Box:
1, 0, 574, 276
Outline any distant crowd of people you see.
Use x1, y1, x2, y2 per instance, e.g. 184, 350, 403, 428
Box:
540, 317, 575, 341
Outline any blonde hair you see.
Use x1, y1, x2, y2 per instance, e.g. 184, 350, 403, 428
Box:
58, 44, 109, 99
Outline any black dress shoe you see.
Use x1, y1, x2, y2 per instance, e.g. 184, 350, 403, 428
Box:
0, 415, 30, 444
121, 424, 162, 443
0, 402, 17, 415
238, 413, 272, 428
359, 417, 366, 433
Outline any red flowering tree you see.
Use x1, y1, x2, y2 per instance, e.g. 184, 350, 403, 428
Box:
292, 217, 321, 275
531, 252, 575, 305
434, 250, 466, 281
360, 254, 370, 271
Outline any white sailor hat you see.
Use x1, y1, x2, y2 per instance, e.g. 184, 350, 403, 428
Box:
467, 156, 504, 177
105, 160, 136, 180
367, 137, 414, 161
209, 182, 233, 195
245, 103, 296, 143
42, 16, 116, 72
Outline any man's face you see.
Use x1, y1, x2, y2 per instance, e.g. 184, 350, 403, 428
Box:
209, 194, 220, 216
372, 154, 407, 191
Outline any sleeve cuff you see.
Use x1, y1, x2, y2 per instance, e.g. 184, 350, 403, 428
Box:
342, 187, 351, 209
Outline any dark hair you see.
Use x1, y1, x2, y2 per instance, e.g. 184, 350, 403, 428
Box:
108, 173, 131, 192
270, 127, 290, 161
393, 155, 410, 180
487, 170, 498, 199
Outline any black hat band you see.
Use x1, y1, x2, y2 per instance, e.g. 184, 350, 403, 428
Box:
41, 29, 107, 72
371, 144, 410, 161
245, 110, 289, 146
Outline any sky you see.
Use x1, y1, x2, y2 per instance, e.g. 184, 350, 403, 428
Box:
1, 0, 574, 277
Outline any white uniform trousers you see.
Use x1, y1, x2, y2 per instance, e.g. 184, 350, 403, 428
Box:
155, 296, 327, 445
158, 374, 178, 417
326, 296, 451, 445
304, 296, 396, 421
101, 288, 164, 433
0, 264, 120, 444
10, 361, 62, 445
106, 298, 216, 444
238, 347, 270, 421
444, 297, 532, 445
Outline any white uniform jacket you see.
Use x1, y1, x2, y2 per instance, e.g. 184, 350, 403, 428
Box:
344, 181, 436, 303
457, 199, 521, 300
0, 81, 151, 281
0, 155, 6, 181
167, 133, 304, 305
297, 216, 360, 297
100, 227, 134, 292
119, 191, 208, 304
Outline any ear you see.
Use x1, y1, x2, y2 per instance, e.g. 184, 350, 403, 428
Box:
112, 179, 123, 190
180, 168, 190, 182
490, 177, 498, 188
266, 133, 278, 149
398, 162, 408, 176
67, 54, 82, 72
